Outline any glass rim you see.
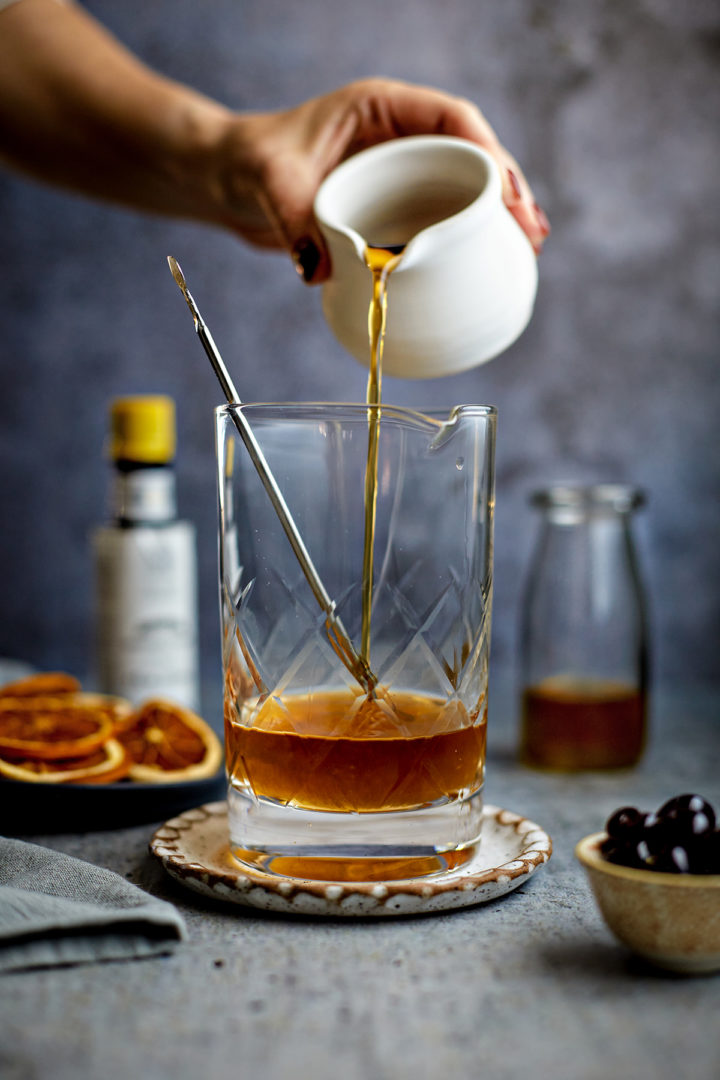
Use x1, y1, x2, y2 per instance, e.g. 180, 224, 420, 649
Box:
216, 401, 497, 425
530, 483, 645, 513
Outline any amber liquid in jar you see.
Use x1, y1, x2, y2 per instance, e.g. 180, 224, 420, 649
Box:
226, 688, 486, 813
520, 676, 646, 770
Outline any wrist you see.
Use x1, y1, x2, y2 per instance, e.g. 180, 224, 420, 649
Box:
160, 92, 238, 224
209, 111, 292, 247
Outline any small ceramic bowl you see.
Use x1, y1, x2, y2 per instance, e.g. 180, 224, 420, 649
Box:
576, 833, 720, 974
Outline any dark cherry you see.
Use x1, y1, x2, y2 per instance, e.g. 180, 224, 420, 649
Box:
641, 811, 663, 842
600, 795, 719, 874
671, 847, 691, 873
606, 806, 645, 841
652, 845, 691, 874
689, 828, 720, 874
658, 794, 716, 836
599, 837, 623, 863
637, 838, 674, 871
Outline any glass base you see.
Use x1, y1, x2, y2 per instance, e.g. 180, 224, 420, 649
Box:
227, 783, 484, 882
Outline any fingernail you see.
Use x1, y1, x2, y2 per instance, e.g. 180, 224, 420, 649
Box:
534, 203, 551, 235
507, 169, 522, 200
292, 237, 320, 283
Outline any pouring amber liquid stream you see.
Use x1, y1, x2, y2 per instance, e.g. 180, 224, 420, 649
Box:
225, 235, 488, 879
360, 243, 403, 666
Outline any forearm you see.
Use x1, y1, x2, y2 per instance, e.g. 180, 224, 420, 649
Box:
0, 0, 235, 222
0, 4, 548, 270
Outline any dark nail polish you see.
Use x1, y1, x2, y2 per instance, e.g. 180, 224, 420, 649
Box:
533, 203, 551, 235
507, 169, 522, 200
293, 238, 320, 283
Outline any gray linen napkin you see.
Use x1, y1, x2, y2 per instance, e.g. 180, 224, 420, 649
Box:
0, 836, 187, 972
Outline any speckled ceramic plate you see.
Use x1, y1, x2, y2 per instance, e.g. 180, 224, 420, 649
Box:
150, 802, 552, 917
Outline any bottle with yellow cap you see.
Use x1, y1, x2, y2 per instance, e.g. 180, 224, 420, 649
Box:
92, 395, 200, 710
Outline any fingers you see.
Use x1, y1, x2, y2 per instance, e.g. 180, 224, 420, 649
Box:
230, 79, 550, 282
497, 148, 551, 255
346, 79, 550, 253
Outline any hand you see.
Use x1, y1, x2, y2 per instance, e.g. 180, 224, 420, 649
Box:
0, 3, 548, 279
215, 78, 550, 283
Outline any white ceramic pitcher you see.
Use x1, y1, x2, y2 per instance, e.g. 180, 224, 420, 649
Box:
314, 135, 538, 379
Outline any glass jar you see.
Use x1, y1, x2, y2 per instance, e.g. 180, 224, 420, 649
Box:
518, 484, 649, 770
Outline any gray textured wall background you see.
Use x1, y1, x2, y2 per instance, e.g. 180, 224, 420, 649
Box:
1, 0, 718, 703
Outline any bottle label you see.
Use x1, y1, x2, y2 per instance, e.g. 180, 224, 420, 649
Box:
93, 522, 200, 710
114, 469, 176, 523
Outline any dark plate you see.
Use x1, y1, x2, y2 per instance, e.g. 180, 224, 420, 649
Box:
0, 770, 227, 835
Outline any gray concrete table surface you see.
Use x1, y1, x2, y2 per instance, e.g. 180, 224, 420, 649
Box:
1, 682, 719, 1080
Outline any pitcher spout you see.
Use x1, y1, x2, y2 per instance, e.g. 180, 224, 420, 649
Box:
321, 221, 368, 264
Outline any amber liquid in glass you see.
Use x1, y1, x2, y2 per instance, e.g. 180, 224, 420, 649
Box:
520, 676, 646, 770
226, 688, 486, 812
225, 201, 486, 876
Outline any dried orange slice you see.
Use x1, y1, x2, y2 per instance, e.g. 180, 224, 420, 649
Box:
117, 699, 222, 783
0, 693, 132, 760
0, 739, 131, 784
0, 671, 82, 697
